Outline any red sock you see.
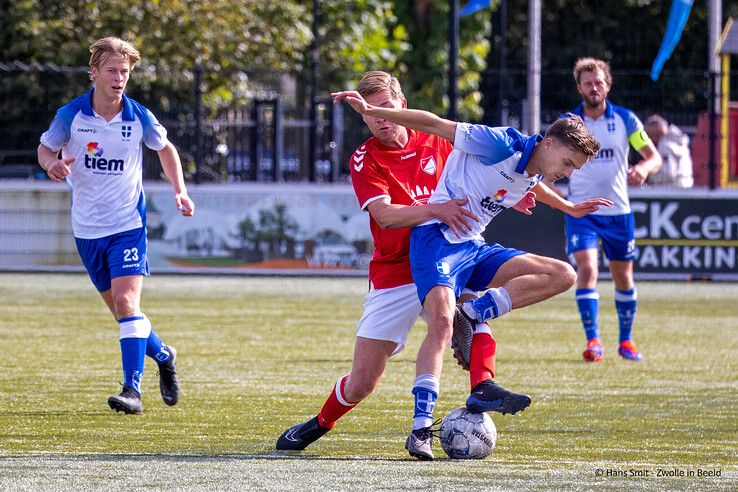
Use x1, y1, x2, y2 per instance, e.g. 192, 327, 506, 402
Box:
317, 375, 358, 429
470, 332, 496, 389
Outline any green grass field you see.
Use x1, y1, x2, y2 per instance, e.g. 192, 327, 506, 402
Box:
0, 273, 736, 490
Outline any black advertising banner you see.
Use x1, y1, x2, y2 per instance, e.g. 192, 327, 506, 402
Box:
483, 190, 738, 281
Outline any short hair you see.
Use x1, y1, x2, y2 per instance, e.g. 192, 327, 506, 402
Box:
645, 114, 668, 128
545, 114, 601, 158
573, 57, 612, 87
356, 71, 405, 101
89, 37, 141, 79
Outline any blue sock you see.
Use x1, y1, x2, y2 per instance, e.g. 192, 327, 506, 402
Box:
615, 288, 638, 343
120, 337, 146, 394
464, 288, 512, 322
146, 328, 171, 364
575, 288, 600, 341
119, 315, 151, 394
411, 374, 439, 430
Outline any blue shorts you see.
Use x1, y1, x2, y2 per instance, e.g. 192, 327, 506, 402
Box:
75, 227, 150, 292
565, 213, 636, 261
410, 223, 526, 303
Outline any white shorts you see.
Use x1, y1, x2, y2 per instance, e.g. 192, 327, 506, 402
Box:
355, 283, 426, 355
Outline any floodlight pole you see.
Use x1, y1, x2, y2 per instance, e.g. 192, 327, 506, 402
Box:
308, 0, 320, 182
527, 0, 541, 135
498, 0, 509, 126
448, 0, 459, 121
707, 0, 722, 189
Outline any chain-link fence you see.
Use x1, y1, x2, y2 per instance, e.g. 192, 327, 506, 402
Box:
1, 63, 733, 183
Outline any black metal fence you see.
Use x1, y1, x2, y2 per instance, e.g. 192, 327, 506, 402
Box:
1, 63, 733, 183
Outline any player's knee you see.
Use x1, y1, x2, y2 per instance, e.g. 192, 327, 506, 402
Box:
112, 292, 136, 318
553, 261, 577, 291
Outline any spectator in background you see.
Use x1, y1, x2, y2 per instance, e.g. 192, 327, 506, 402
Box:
644, 114, 694, 188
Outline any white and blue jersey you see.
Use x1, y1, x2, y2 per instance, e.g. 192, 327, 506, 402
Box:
568, 101, 649, 215
423, 123, 543, 244
40, 88, 167, 239
410, 123, 540, 302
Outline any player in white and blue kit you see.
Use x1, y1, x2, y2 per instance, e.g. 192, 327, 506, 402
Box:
37, 37, 195, 414
333, 89, 611, 458
568, 58, 662, 363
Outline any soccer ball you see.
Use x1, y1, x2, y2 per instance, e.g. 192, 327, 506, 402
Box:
439, 407, 496, 459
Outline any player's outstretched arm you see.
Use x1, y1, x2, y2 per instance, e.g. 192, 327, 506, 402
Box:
37, 144, 74, 182
157, 140, 195, 216
532, 181, 613, 218
332, 91, 457, 142
367, 198, 479, 237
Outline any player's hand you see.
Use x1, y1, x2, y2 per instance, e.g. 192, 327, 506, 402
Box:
175, 193, 195, 217
331, 91, 371, 115
627, 164, 649, 186
432, 198, 480, 238
512, 191, 536, 215
567, 198, 613, 218
46, 157, 75, 182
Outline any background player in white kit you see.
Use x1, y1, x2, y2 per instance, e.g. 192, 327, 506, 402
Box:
37, 37, 194, 414
332, 90, 612, 459
568, 58, 662, 362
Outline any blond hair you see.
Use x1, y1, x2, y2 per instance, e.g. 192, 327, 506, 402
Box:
89, 37, 141, 80
573, 57, 612, 87
356, 71, 405, 101
545, 114, 601, 157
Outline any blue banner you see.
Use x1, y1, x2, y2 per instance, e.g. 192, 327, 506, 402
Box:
650, 0, 694, 81
460, 0, 492, 17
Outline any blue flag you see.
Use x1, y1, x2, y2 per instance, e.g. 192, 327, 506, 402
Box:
460, 0, 492, 17
650, 0, 694, 81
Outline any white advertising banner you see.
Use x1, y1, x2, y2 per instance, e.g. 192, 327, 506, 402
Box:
0, 182, 373, 275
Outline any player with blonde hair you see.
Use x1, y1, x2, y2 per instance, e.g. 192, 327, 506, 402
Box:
38, 36, 194, 414
332, 89, 612, 459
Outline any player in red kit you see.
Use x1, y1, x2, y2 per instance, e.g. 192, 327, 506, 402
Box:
276, 71, 479, 454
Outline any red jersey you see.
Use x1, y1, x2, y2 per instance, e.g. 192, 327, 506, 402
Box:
350, 129, 453, 289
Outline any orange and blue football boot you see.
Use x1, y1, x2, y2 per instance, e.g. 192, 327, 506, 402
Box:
618, 340, 643, 361
582, 338, 604, 362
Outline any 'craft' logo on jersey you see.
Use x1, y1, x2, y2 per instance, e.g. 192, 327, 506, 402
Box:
84, 142, 124, 172
121, 125, 132, 141
480, 189, 508, 215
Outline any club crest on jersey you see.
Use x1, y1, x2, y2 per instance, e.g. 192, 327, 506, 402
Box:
121, 125, 132, 141
84, 142, 124, 171
607, 121, 616, 133
420, 156, 436, 175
